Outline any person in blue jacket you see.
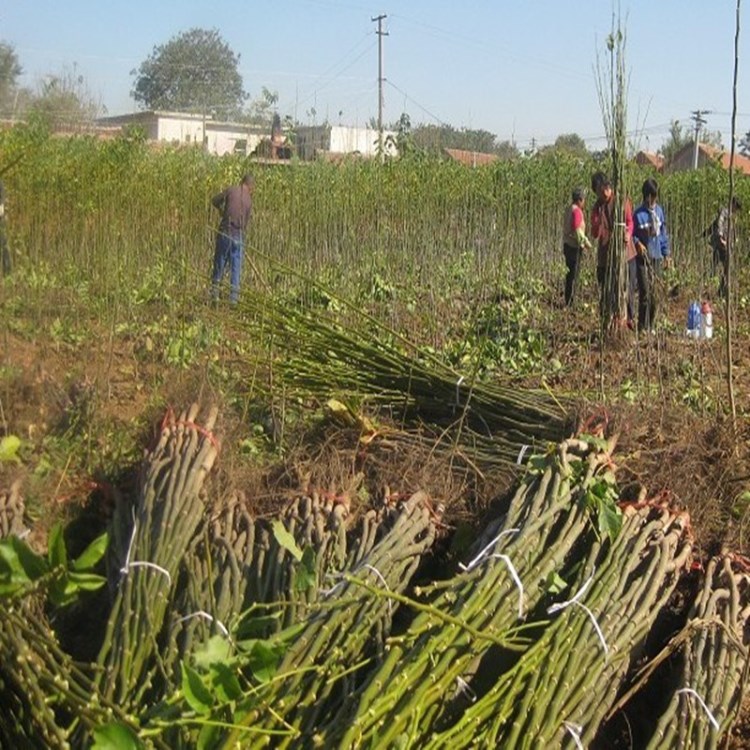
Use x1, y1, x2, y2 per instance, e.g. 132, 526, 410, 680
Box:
632, 178, 670, 332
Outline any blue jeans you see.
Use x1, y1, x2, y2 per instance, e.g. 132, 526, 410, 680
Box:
212, 230, 243, 303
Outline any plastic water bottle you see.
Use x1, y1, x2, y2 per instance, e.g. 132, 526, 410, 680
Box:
686, 301, 701, 338
700, 301, 713, 339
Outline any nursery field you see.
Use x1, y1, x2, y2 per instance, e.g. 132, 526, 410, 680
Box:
2, 125, 750, 749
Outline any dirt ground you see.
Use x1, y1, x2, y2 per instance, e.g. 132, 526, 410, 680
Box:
1, 284, 750, 747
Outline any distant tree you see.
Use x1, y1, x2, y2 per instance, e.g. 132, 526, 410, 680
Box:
385, 113, 423, 158
495, 140, 520, 159
739, 131, 750, 157
660, 119, 723, 162
0, 42, 23, 116
411, 123, 513, 156
132, 28, 247, 119
28, 64, 101, 128
660, 120, 691, 162
551, 132, 588, 156
246, 86, 279, 125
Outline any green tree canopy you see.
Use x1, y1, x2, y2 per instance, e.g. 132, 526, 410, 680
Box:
550, 132, 588, 156
409, 123, 517, 158
132, 28, 247, 119
660, 119, 723, 162
28, 65, 101, 128
0, 42, 22, 116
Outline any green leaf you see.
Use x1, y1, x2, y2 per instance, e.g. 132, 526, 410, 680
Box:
732, 491, 750, 520
0, 435, 22, 464
271, 520, 303, 562
247, 640, 283, 683
546, 572, 568, 596
72, 531, 109, 571
181, 663, 214, 715
67, 570, 107, 591
234, 612, 282, 640
91, 722, 143, 750
209, 662, 242, 703
193, 634, 232, 670
49, 576, 79, 608
48, 523, 67, 569
294, 546, 317, 592
579, 433, 608, 451
596, 499, 623, 541
197, 722, 223, 750
0, 537, 49, 595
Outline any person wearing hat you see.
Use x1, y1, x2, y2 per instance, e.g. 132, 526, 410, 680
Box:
561, 186, 592, 306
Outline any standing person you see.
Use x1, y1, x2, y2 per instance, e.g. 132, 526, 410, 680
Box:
211, 173, 255, 304
589, 172, 636, 327
562, 187, 593, 306
0, 179, 10, 276
633, 178, 670, 332
708, 196, 741, 299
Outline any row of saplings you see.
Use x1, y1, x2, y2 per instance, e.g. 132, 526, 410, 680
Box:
0, 403, 747, 749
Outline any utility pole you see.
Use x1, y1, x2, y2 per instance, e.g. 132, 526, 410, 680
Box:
691, 109, 710, 169
371, 14, 388, 162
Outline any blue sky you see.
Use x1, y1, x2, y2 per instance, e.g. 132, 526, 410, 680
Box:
1, 1, 747, 151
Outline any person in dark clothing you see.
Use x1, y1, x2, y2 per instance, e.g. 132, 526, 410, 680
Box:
632, 178, 670, 332
211, 173, 255, 304
562, 187, 592, 306
0, 179, 10, 276
708, 196, 740, 299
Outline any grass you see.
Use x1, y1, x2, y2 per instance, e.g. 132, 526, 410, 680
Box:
0, 126, 749, 552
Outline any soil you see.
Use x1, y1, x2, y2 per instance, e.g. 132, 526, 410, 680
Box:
1, 282, 750, 747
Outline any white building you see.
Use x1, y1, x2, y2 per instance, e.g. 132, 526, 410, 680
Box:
295, 125, 397, 160
96, 111, 268, 156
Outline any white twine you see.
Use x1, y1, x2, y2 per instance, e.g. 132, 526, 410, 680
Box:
547, 573, 608, 656
455, 675, 477, 702
119, 508, 172, 585
176, 610, 230, 638
563, 721, 584, 749
516, 444, 530, 465
677, 688, 720, 731
120, 507, 138, 574
459, 528, 520, 573
490, 553, 524, 619
455, 375, 465, 407
126, 561, 172, 585
360, 563, 392, 615
320, 572, 345, 598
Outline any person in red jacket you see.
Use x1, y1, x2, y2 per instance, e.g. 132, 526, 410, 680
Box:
562, 187, 593, 306
590, 172, 636, 327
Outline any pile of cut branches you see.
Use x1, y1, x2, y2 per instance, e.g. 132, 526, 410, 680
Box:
1, 404, 749, 750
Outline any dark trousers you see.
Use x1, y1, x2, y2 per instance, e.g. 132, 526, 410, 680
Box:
713, 244, 728, 299
635, 255, 662, 330
0, 220, 9, 276
563, 243, 581, 306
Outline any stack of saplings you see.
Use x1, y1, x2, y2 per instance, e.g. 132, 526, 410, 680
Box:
95, 404, 220, 710
422, 502, 692, 749
237, 287, 569, 470
645, 554, 750, 749
221, 490, 439, 748
327, 436, 614, 748
4, 401, 750, 750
